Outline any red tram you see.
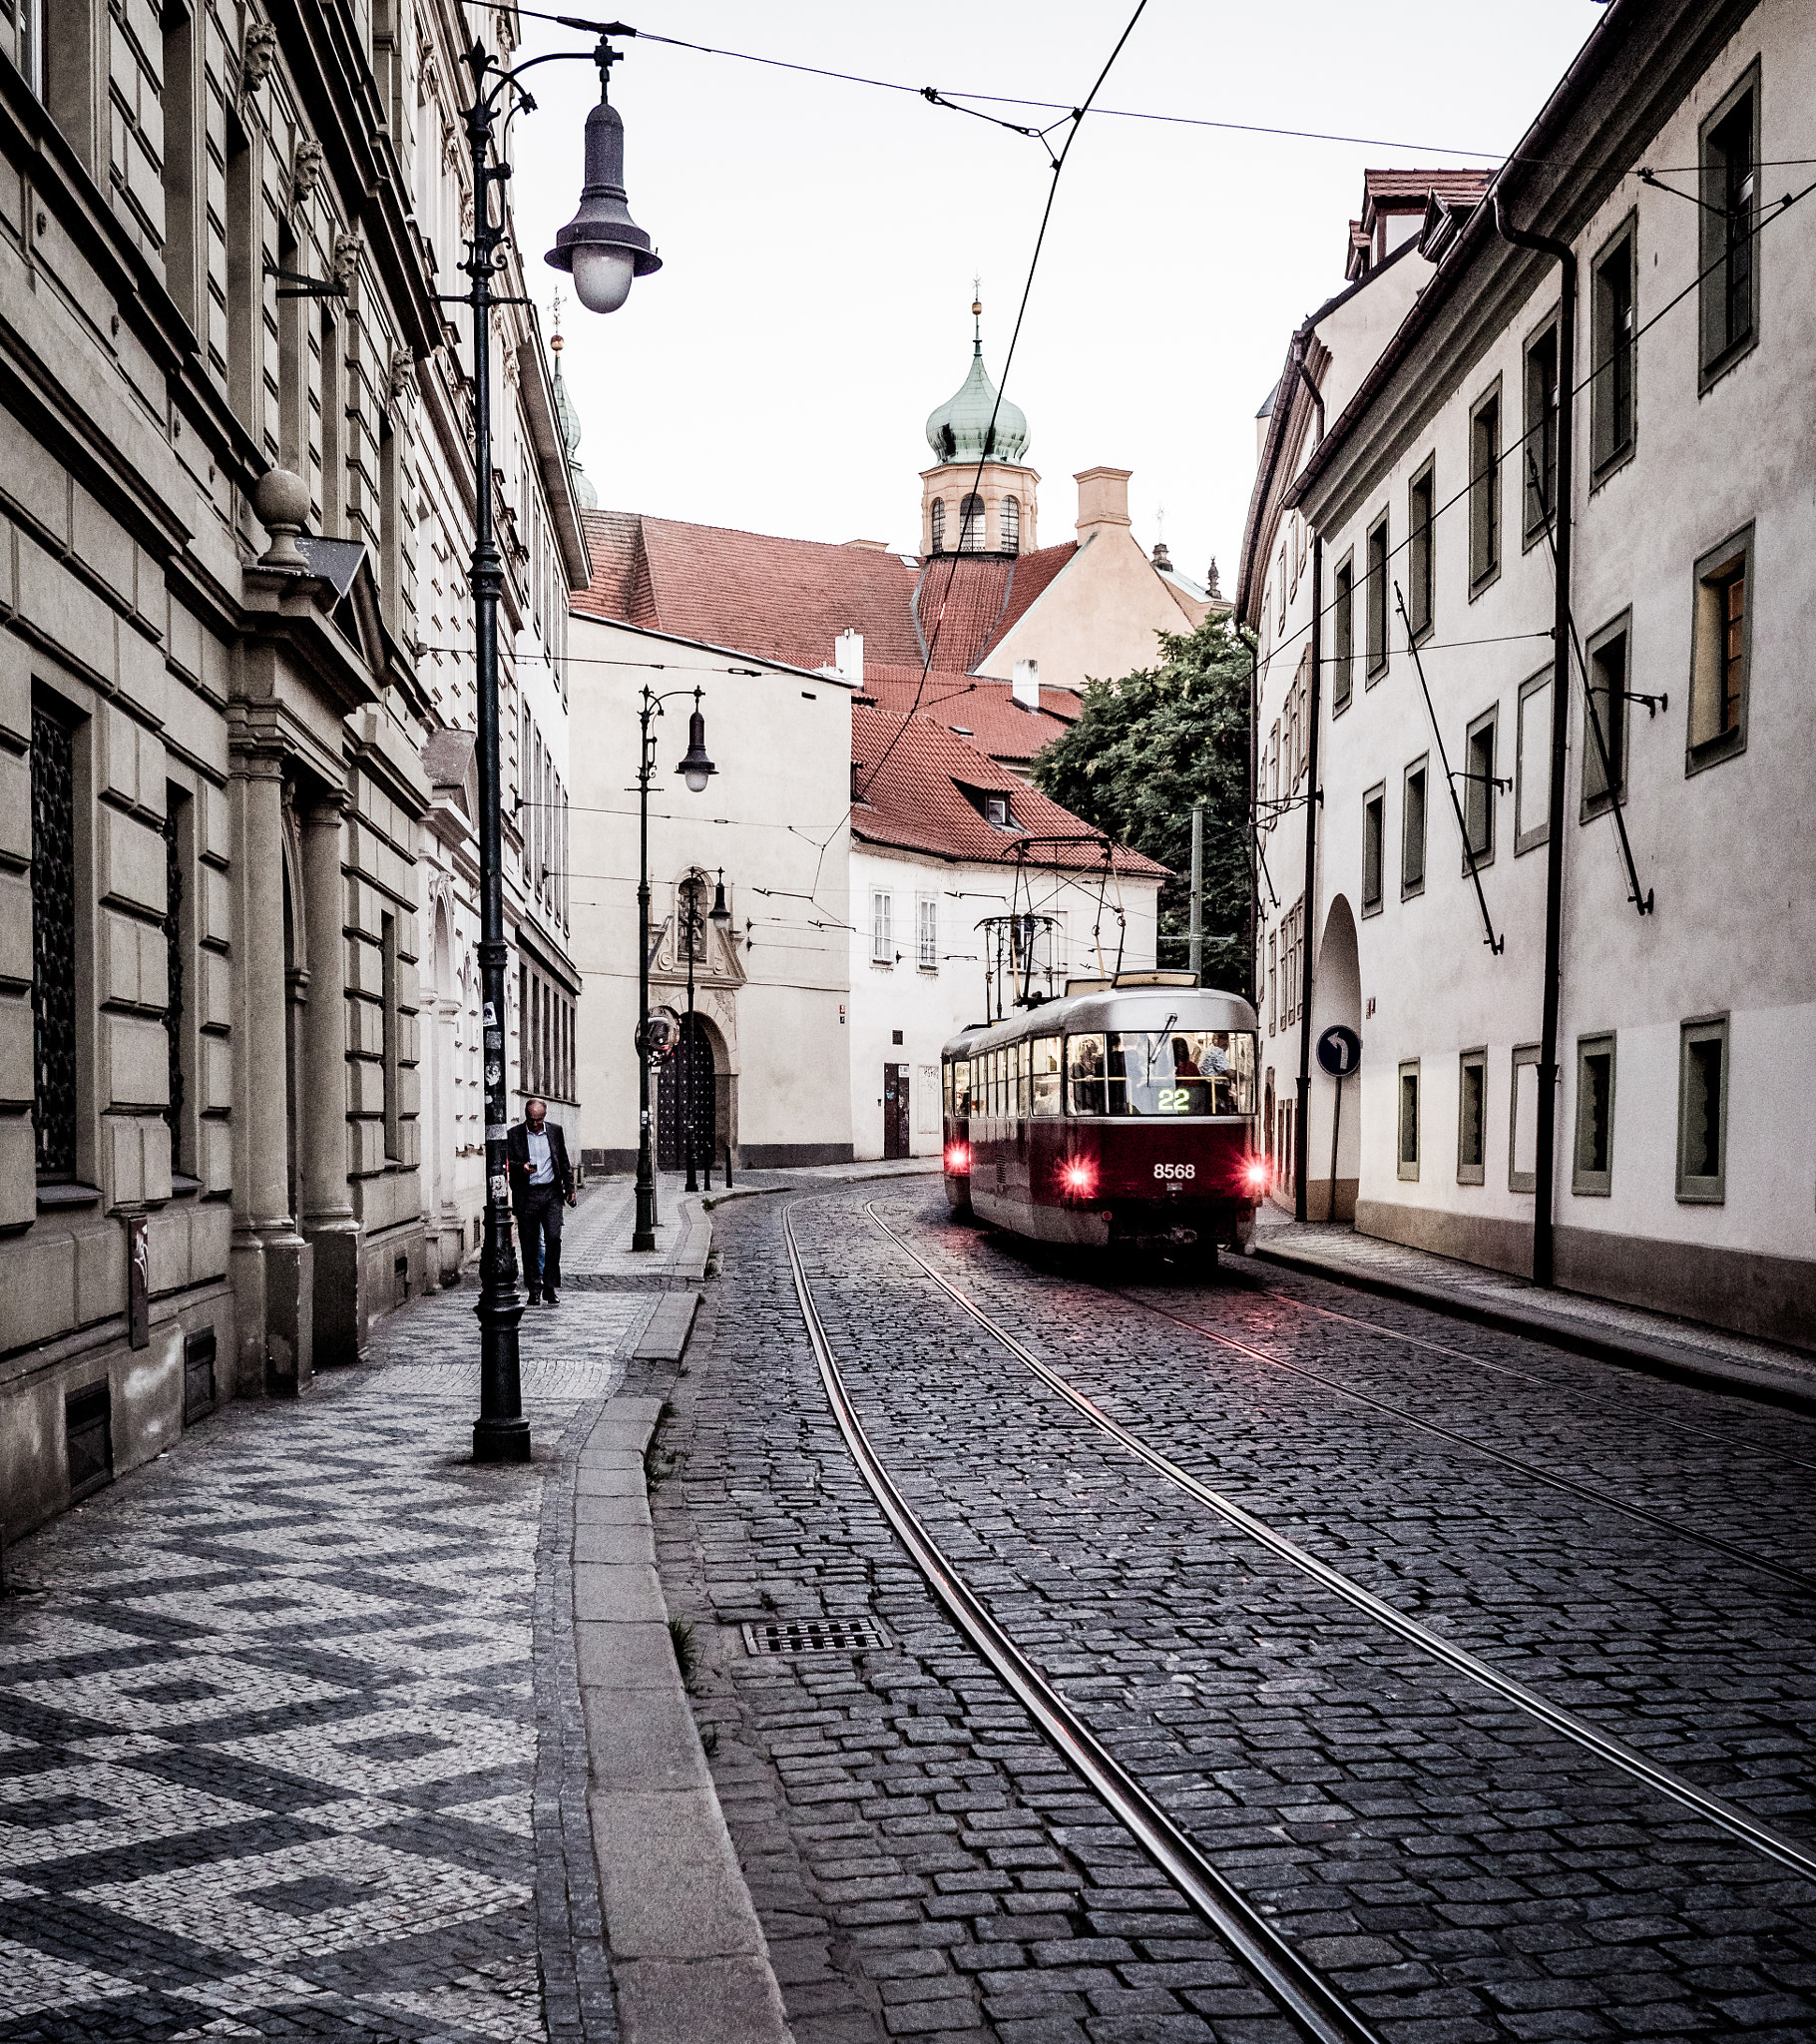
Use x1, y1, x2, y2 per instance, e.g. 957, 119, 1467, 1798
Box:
941, 973, 1265, 1261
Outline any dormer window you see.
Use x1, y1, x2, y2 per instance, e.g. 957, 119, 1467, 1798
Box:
956, 780, 1017, 830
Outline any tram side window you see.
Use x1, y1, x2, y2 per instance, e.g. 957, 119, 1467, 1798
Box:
951, 1059, 971, 1116
1067, 1033, 1108, 1115
1031, 1036, 1062, 1115
1014, 1040, 1030, 1119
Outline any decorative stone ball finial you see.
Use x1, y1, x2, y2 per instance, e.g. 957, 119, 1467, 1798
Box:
254, 467, 310, 571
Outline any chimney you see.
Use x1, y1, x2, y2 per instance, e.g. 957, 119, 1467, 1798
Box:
1150, 539, 1173, 574
1012, 658, 1040, 710
836, 629, 863, 687
1075, 467, 1133, 538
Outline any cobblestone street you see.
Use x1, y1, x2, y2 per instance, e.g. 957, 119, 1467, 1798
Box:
0, 1276, 644, 2044
657, 1182, 1816, 2044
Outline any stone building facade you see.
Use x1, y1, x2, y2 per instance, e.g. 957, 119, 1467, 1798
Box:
1, 0, 586, 1543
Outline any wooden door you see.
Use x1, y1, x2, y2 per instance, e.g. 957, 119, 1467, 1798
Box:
658, 1019, 716, 1170
883, 1063, 910, 1160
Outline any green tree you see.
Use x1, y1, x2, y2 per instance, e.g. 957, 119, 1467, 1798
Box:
1031, 612, 1252, 995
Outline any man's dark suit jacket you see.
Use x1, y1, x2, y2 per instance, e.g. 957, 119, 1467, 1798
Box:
506, 1120, 574, 1204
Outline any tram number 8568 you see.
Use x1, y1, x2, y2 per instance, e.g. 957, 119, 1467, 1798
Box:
1153, 1162, 1196, 1181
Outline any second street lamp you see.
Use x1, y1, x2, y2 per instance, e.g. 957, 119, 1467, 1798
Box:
632, 687, 715, 1250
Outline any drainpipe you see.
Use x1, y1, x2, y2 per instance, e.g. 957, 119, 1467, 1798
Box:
1291, 335, 1324, 1226
1494, 196, 1575, 1288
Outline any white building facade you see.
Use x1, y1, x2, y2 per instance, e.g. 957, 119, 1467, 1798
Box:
1275, 0, 1816, 1344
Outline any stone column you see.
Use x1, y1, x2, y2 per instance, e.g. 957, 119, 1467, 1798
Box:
299, 791, 362, 1362
227, 740, 312, 1395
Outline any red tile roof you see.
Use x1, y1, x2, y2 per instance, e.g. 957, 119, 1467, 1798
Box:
860, 665, 1079, 763
574, 508, 1083, 681
1361, 167, 1494, 208
850, 707, 1164, 877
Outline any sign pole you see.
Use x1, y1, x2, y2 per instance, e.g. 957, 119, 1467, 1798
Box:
1327, 1074, 1343, 1223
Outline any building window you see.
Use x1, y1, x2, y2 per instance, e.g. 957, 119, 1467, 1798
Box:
870, 890, 893, 965
225, 114, 255, 426
1523, 319, 1559, 542
1408, 459, 1435, 643
1001, 495, 1020, 553
1676, 1016, 1728, 1204
1463, 708, 1498, 866
31, 702, 79, 1181
1699, 66, 1759, 385
1331, 553, 1354, 713
1469, 384, 1501, 591
161, 2, 200, 327
1266, 929, 1276, 1035
1583, 614, 1630, 817
959, 493, 985, 552
1276, 544, 1287, 632
1457, 1049, 1487, 1186
1574, 1033, 1615, 1197
1401, 758, 1427, 897
1515, 669, 1553, 854
1365, 512, 1388, 679
1361, 783, 1384, 917
381, 912, 400, 1164
19, 0, 43, 98
518, 963, 528, 1089
1591, 220, 1636, 476
929, 498, 945, 553
164, 791, 189, 1175
917, 893, 938, 970
1397, 1060, 1420, 1180
1509, 1042, 1541, 1193
1687, 525, 1750, 769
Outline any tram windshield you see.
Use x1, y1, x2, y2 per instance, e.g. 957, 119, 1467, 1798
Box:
1066, 1029, 1257, 1117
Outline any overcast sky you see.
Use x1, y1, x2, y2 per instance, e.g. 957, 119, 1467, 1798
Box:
507, 1, 1605, 596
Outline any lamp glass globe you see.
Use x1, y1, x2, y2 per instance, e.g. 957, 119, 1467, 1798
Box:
683, 765, 709, 793
572, 246, 636, 315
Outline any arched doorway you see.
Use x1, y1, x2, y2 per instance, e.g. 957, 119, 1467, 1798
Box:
657, 1016, 716, 1172
1308, 894, 1363, 1221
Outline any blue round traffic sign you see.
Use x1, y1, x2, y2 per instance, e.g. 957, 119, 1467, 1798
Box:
1316, 1024, 1362, 1077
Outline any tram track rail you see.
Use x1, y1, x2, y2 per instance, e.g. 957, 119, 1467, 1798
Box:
780, 1199, 1388, 2044
1110, 1285, 1816, 1597
856, 1199, 1816, 1889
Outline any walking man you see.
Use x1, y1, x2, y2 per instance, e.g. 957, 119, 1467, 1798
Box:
507, 1098, 576, 1306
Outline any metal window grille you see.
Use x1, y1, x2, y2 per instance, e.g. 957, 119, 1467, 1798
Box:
32, 706, 77, 1179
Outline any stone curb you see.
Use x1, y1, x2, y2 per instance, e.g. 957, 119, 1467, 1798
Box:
574, 1388, 793, 2044
1252, 1241, 1816, 1417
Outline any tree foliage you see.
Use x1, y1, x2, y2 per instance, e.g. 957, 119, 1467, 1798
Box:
1031, 612, 1252, 995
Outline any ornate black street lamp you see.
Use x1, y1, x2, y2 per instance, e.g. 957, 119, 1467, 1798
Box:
632, 687, 714, 1249
679, 871, 703, 1195
454, 19, 659, 1460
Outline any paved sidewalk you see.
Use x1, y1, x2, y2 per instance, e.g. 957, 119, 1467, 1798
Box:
0, 1279, 650, 2044
1252, 1212, 1816, 1412
564, 1176, 710, 1287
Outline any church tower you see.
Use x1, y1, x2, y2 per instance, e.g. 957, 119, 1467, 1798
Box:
920, 298, 1039, 558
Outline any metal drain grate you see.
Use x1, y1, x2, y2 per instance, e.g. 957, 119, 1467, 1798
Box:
742, 1616, 891, 1658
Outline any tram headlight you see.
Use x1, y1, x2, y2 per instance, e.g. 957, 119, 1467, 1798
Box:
944, 1143, 970, 1176
1061, 1158, 1096, 1199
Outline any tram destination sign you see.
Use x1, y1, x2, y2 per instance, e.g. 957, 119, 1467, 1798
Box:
1315, 1024, 1362, 1077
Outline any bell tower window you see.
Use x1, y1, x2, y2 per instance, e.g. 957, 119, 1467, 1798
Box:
1001, 495, 1020, 554
929, 499, 946, 554
959, 494, 985, 552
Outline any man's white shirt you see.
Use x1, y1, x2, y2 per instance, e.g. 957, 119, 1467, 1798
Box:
527, 1128, 554, 1186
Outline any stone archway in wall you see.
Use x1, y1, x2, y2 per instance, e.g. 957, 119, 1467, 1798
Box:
1307, 894, 1363, 1222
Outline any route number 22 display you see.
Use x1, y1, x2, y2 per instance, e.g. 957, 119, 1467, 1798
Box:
1157, 1088, 1191, 1113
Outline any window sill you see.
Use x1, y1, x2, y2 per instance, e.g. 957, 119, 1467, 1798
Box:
1401, 880, 1426, 901
1675, 1183, 1726, 1207
1698, 330, 1757, 399
1456, 1168, 1486, 1188
1360, 899, 1384, 919
1461, 850, 1495, 875
170, 1174, 203, 1198
1580, 787, 1625, 824
1684, 729, 1745, 777
1467, 566, 1502, 603
1589, 442, 1635, 493
37, 1183, 104, 1211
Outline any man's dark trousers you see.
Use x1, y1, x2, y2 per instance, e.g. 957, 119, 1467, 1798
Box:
515, 1186, 564, 1298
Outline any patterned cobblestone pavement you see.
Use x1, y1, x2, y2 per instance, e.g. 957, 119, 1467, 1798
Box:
656, 1183, 1816, 2044
0, 1276, 644, 2044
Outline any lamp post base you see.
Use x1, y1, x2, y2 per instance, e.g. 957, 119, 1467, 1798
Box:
473, 1417, 533, 1463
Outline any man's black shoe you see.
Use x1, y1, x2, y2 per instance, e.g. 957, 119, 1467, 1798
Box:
544, 1290, 559, 1308
526, 1289, 542, 1305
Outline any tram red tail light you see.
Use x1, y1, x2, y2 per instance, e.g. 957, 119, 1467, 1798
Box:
1061, 1158, 1097, 1199
1243, 1157, 1269, 1194
944, 1143, 971, 1176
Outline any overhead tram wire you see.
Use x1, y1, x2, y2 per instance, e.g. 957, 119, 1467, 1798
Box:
490, 6, 1816, 173
853, 0, 1151, 804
